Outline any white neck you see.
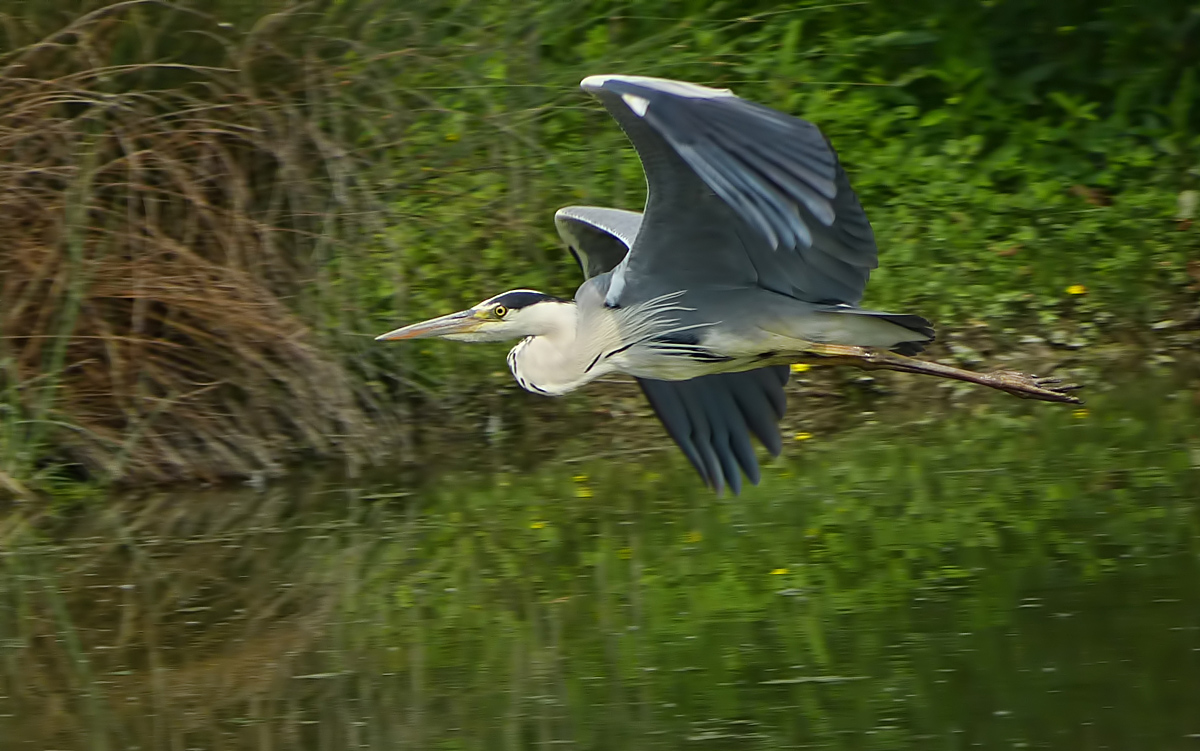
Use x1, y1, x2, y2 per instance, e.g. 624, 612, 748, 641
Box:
505, 291, 704, 396
506, 302, 617, 396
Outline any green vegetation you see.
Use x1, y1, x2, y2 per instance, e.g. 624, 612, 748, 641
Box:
2, 0, 1198, 491
3, 377, 1198, 746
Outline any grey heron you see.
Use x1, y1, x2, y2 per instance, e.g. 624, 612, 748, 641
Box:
378, 74, 1081, 494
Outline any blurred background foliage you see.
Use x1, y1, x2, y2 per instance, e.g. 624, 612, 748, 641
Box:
1, 0, 1198, 492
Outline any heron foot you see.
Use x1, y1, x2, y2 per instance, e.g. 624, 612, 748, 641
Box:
982, 370, 1084, 404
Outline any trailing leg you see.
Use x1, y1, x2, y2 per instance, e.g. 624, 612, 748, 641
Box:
800, 343, 1083, 404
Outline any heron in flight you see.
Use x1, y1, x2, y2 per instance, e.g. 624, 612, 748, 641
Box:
378, 75, 1081, 494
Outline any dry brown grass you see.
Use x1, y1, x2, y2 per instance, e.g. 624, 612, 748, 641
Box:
0, 2, 395, 485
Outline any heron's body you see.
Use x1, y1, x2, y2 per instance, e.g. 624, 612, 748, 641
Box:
505, 285, 928, 396
378, 74, 1080, 494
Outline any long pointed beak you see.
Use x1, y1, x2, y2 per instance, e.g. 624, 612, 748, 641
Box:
375, 309, 480, 341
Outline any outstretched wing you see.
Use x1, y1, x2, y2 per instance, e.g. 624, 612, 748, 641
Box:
580, 74, 878, 306
554, 204, 790, 495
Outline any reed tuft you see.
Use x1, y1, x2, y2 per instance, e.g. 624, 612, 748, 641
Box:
0, 1, 400, 486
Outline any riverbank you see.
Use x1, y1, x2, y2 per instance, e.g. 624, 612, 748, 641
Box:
268, 327, 1200, 509
3, 310, 1197, 505
3, 0, 1197, 497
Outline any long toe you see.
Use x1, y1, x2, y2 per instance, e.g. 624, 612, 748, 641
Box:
989, 370, 1084, 404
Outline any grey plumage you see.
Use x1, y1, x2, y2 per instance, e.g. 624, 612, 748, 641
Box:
555, 206, 795, 495
578, 75, 880, 308
638, 366, 788, 496
553, 207, 641, 278
549, 76, 929, 493
378, 74, 1082, 496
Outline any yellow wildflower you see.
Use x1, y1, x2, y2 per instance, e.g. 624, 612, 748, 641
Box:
572, 474, 588, 483
530, 521, 546, 529
794, 432, 813, 441
790, 363, 811, 374
770, 568, 789, 575
575, 485, 593, 499
617, 547, 632, 559
684, 530, 702, 544
444, 132, 460, 142
1066, 284, 1087, 295
1073, 408, 1089, 419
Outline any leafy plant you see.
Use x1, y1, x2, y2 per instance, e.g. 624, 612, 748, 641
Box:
3, 0, 1199, 492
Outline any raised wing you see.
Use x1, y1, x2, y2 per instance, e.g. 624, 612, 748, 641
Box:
554, 206, 641, 278
580, 74, 878, 306
553, 204, 790, 495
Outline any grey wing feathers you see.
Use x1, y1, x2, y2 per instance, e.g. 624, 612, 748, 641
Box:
552, 206, 789, 493
553, 206, 791, 493
581, 75, 879, 305
554, 206, 642, 279
637, 365, 789, 496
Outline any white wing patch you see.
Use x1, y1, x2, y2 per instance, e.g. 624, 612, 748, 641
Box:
581, 74, 736, 100
621, 93, 650, 117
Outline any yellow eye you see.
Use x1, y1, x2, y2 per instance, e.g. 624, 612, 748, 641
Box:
493, 305, 508, 319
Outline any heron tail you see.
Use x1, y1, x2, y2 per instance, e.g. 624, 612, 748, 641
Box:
876, 312, 935, 355
818, 307, 936, 355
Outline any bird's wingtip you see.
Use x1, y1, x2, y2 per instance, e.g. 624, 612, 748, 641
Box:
580, 74, 736, 100
580, 74, 612, 92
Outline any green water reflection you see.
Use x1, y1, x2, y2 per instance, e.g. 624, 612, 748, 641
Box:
2, 379, 1199, 749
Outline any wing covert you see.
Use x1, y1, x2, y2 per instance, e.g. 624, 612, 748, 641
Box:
554, 206, 641, 279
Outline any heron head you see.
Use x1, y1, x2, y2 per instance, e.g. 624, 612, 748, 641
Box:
375, 289, 574, 343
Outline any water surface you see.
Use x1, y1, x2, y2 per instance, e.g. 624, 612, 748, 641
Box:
2, 375, 1198, 749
